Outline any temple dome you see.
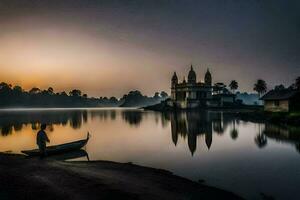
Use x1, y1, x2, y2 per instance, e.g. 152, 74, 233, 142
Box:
188, 65, 196, 84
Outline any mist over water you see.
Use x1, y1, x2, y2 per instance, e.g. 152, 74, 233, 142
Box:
0, 108, 299, 200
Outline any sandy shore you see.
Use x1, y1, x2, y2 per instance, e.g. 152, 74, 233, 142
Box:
0, 153, 243, 200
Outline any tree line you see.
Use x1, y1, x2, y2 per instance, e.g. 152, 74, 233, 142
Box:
222, 76, 300, 96
0, 82, 169, 108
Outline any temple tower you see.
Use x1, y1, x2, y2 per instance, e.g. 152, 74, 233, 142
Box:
171, 72, 178, 100
205, 68, 212, 86
188, 65, 197, 84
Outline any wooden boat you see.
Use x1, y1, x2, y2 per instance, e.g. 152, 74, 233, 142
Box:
22, 132, 90, 156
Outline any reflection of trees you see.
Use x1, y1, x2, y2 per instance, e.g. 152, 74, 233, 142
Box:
230, 129, 238, 140
122, 111, 143, 127
90, 110, 117, 122
296, 144, 300, 153
230, 120, 239, 140
263, 123, 300, 153
110, 111, 116, 120
160, 112, 170, 128
255, 134, 267, 148
0, 110, 88, 135
212, 112, 232, 135
0, 125, 13, 136
70, 111, 83, 129
255, 123, 267, 148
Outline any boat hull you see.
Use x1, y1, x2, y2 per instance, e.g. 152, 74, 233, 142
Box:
22, 138, 89, 157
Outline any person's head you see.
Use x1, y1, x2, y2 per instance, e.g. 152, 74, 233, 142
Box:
41, 124, 47, 130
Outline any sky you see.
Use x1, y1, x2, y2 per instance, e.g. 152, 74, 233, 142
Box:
0, 0, 299, 97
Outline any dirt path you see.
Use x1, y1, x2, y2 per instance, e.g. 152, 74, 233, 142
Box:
0, 154, 243, 200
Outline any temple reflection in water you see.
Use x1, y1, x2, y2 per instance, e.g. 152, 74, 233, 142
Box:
170, 111, 232, 155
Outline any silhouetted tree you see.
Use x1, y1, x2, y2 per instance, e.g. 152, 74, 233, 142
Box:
274, 84, 285, 90
229, 80, 238, 93
60, 91, 68, 96
295, 77, 300, 90
0, 82, 12, 90
254, 79, 267, 97
160, 91, 168, 99
13, 85, 23, 93
47, 87, 54, 95
213, 82, 227, 94
153, 92, 160, 99
69, 89, 82, 97
0, 81, 164, 108
109, 97, 118, 103
29, 87, 41, 94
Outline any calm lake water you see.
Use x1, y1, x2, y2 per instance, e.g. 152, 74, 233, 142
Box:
0, 108, 299, 200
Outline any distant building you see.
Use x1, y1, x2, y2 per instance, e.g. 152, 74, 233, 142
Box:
169, 65, 235, 109
261, 89, 300, 112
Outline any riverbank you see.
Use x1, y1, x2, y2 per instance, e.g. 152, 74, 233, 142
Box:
143, 101, 262, 112
236, 110, 300, 126
144, 102, 300, 126
0, 153, 243, 200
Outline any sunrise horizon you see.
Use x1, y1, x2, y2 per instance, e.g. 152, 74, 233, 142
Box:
1, 0, 299, 97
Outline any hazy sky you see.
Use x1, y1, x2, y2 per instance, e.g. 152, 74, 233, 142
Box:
0, 0, 299, 97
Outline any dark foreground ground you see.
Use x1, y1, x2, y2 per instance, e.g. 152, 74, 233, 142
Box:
0, 154, 243, 200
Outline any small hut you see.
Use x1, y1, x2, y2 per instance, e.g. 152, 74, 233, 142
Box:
260, 89, 300, 112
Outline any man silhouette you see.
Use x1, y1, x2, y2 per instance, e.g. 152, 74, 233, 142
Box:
37, 124, 50, 158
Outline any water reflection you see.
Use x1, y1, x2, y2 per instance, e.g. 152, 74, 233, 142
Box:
0, 110, 89, 135
122, 111, 143, 127
170, 111, 237, 155
263, 124, 300, 153
0, 109, 299, 155
1, 108, 299, 200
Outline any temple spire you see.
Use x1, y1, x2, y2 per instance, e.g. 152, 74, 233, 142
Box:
188, 64, 196, 84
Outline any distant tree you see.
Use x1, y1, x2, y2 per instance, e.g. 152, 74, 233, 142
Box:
160, 91, 168, 99
213, 82, 226, 94
109, 96, 118, 103
153, 92, 160, 99
274, 84, 285, 90
60, 91, 68, 96
69, 89, 82, 97
29, 87, 41, 94
82, 94, 88, 98
295, 77, 300, 90
253, 79, 267, 97
0, 82, 12, 90
120, 94, 127, 101
229, 80, 238, 93
13, 85, 23, 93
47, 87, 54, 95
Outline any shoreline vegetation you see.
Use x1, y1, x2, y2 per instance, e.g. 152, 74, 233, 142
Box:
0, 82, 168, 108
143, 102, 300, 126
0, 153, 243, 200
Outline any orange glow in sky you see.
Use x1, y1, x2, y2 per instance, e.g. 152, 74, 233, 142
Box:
0, 1, 299, 97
